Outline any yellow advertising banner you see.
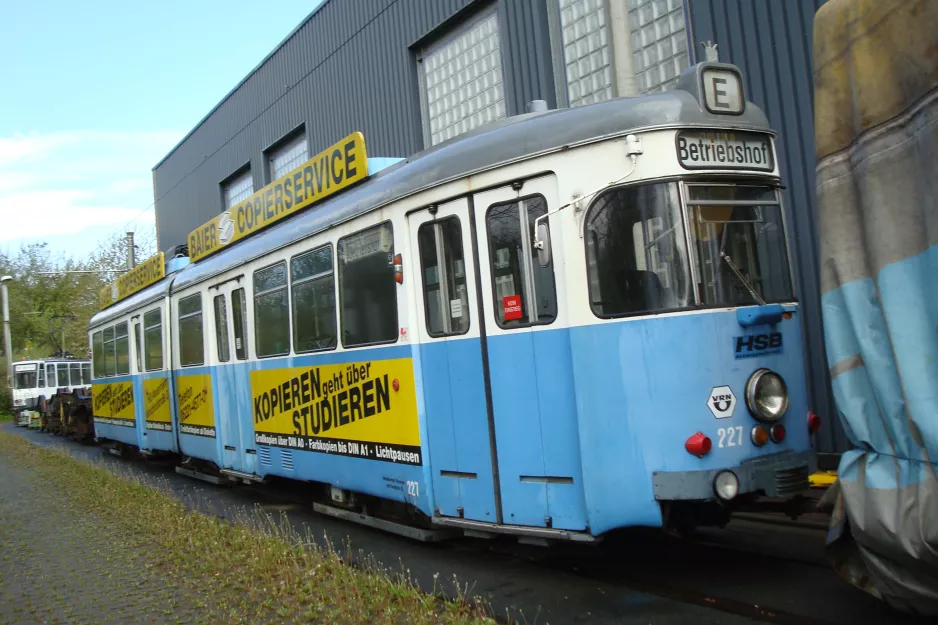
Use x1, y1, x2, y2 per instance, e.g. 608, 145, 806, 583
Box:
251, 358, 422, 465
187, 132, 369, 262
99, 252, 166, 310
92, 381, 135, 427
176, 374, 215, 438
144, 377, 172, 431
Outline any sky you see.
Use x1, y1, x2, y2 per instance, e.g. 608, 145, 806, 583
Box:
0, 0, 324, 262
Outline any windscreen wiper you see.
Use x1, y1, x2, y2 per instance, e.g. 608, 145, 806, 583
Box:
717, 221, 766, 305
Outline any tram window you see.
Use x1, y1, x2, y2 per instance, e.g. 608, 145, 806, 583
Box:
37, 366, 45, 388
70, 363, 81, 386
57, 362, 69, 387
254, 262, 290, 358
214, 294, 230, 362
291, 245, 337, 353
178, 294, 204, 367
337, 222, 397, 347
103, 327, 115, 377
47, 363, 56, 385
143, 309, 163, 371
133, 322, 143, 373
486, 196, 556, 327
585, 183, 689, 317
231, 288, 248, 360
418, 218, 470, 336
81, 363, 91, 385
115, 322, 130, 376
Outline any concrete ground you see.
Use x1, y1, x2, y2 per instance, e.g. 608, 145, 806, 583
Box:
0, 448, 217, 625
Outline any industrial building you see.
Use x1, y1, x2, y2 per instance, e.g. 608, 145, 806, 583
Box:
152, 0, 842, 455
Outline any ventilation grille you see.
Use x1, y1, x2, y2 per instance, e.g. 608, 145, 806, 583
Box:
258, 447, 271, 467
775, 465, 809, 496
281, 449, 294, 471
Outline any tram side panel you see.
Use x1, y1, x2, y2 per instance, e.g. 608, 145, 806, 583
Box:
140, 302, 177, 453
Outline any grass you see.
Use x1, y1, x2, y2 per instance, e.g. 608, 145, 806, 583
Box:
0, 431, 501, 625
0, 411, 12, 423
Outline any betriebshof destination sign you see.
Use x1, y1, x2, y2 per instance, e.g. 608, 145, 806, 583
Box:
188, 132, 369, 263
676, 130, 774, 172
99, 252, 166, 310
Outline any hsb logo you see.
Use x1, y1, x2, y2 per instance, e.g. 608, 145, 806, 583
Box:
734, 332, 783, 359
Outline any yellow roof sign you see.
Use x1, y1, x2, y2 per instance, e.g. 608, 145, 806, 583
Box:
188, 132, 369, 263
99, 252, 166, 310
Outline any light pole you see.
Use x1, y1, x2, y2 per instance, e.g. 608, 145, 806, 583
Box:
1, 276, 12, 388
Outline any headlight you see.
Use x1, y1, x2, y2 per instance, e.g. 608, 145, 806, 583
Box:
714, 471, 739, 500
745, 368, 789, 422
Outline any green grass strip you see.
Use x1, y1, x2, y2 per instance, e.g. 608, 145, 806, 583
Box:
0, 431, 500, 625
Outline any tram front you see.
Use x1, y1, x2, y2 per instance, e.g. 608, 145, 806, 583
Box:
567, 62, 816, 535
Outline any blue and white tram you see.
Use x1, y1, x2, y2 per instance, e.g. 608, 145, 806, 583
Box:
88, 60, 815, 540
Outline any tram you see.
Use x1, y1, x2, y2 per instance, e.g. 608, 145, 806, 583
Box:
12, 357, 91, 426
88, 59, 816, 541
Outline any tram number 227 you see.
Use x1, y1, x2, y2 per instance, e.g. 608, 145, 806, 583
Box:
406, 481, 420, 497
717, 426, 744, 448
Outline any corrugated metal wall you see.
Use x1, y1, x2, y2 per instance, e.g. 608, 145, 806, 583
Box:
687, 0, 847, 457
152, 0, 556, 251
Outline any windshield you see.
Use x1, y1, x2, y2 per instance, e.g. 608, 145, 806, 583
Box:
584, 181, 793, 317
14, 369, 37, 389
686, 184, 793, 306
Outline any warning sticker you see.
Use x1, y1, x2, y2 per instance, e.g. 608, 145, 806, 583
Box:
503, 295, 522, 321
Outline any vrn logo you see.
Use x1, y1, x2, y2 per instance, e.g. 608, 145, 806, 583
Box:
734, 332, 783, 359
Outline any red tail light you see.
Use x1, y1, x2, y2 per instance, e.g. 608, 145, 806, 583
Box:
685, 432, 712, 458
807, 411, 821, 434
770, 423, 786, 443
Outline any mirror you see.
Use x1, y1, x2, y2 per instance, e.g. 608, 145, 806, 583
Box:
536, 222, 551, 267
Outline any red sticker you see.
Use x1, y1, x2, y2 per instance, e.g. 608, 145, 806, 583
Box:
503, 295, 523, 321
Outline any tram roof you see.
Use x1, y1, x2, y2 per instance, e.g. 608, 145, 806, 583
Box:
92, 62, 774, 327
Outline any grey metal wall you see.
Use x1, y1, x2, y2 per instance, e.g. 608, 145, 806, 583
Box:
153, 0, 556, 253
686, 0, 846, 457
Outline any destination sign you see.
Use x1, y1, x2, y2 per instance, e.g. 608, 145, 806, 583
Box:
188, 132, 369, 262
99, 252, 166, 310
676, 130, 774, 172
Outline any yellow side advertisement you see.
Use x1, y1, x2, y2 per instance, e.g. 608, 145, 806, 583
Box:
176, 374, 215, 438
99, 252, 166, 310
187, 132, 369, 262
92, 382, 135, 427
144, 377, 172, 431
251, 358, 422, 466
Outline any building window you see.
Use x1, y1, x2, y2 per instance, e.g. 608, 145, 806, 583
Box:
222, 168, 253, 209
268, 131, 308, 181
558, 0, 613, 106
629, 0, 688, 93
420, 11, 506, 146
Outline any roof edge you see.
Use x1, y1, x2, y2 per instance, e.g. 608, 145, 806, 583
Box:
151, 0, 331, 172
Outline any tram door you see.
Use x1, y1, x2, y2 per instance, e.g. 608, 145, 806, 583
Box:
408, 198, 500, 523
210, 282, 256, 475
472, 175, 586, 530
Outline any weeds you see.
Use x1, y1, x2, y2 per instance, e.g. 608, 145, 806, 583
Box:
0, 432, 499, 624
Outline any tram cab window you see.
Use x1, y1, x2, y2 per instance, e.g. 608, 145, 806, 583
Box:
214, 295, 230, 362
115, 322, 130, 376
254, 262, 290, 357
291, 245, 337, 353
418, 218, 470, 336
585, 182, 689, 316
92, 332, 104, 378
178, 294, 204, 367
338, 223, 397, 347
685, 185, 793, 306
14, 367, 37, 389
231, 289, 248, 360
143, 309, 163, 371
486, 196, 556, 327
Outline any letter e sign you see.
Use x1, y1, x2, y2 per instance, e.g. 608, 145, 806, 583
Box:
503, 295, 523, 321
